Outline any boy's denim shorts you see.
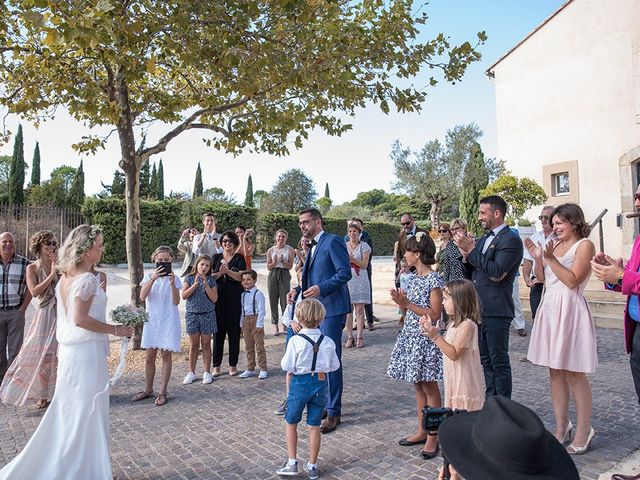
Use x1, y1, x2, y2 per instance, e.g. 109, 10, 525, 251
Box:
285, 373, 327, 426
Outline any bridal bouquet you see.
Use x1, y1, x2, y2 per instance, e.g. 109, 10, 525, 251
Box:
110, 304, 148, 327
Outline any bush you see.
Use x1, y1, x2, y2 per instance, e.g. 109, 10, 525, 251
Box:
257, 213, 399, 255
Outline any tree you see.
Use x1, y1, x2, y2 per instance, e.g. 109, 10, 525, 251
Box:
193, 162, 203, 198
111, 171, 126, 198
139, 161, 151, 198
316, 196, 332, 214
50, 165, 77, 192
392, 124, 483, 227
9, 124, 25, 205
1, 1, 484, 342
156, 159, 165, 200
67, 159, 85, 208
244, 174, 254, 207
254, 190, 270, 210
27, 177, 67, 207
481, 175, 548, 223
0, 155, 12, 203
270, 169, 317, 213
324, 183, 330, 200
203, 187, 235, 204
31, 142, 41, 186
149, 163, 158, 200
459, 144, 488, 236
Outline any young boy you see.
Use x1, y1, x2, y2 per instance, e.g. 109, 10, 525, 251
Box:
277, 299, 340, 479
192, 212, 221, 257
239, 270, 268, 379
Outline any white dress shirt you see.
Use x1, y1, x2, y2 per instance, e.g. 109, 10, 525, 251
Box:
239, 287, 266, 328
192, 232, 222, 256
481, 223, 509, 254
280, 328, 340, 375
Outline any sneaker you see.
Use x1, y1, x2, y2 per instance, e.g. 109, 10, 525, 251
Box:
303, 462, 319, 480
275, 398, 287, 416
183, 372, 197, 384
239, 369, 256, 379
258, 370, 268, 380
276, 460, 299, 476
202, 372, 213, 384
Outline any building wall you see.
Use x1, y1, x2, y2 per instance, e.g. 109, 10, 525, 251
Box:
491, 0, 640, 257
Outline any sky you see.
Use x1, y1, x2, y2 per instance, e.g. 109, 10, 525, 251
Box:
0, 0, 567, 206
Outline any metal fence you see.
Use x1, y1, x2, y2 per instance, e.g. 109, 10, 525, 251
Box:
0, 204, 84, 258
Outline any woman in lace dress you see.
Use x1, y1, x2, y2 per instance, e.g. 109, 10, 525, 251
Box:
344, 222, 371, 348
0, 224, 133, 480
388, 232, 444, 459
0, 231, 59, 409
131, 245, 182, 406
525, 204, 597, 455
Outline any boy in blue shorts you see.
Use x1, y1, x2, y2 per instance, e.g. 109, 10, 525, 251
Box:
276, 299, 340, 479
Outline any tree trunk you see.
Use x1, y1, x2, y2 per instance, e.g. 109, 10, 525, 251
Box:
430, 200, 443, 230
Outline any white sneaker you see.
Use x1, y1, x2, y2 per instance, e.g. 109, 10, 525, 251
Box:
258, 370, 268, 379
239, 370, 256, 379
202, 372, 213, 384
183, 372, 197, 384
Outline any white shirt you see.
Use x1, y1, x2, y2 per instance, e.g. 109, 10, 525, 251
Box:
239, 287, 266, 328
522, 230, 555, 279
309, 230, 324, 260
280, 328, 340, 375
192, 232, 222, 256
481, 223, 508, 254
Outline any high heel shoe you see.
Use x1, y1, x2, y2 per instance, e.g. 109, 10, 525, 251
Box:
561, 421, 573, 445
567, 427, 595, 455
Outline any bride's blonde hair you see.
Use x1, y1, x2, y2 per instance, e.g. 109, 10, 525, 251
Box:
57, 224, 103, 274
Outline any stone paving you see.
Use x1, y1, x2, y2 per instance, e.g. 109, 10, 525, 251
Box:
1, 309, 639, 479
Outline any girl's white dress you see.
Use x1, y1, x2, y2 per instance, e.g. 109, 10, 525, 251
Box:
140, 273, 182, 352
0, 272, 112, 479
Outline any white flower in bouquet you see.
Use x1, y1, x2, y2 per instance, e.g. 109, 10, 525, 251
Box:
109, 305, 148, 328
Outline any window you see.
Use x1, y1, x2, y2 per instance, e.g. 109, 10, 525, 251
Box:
553, 172, 570, 195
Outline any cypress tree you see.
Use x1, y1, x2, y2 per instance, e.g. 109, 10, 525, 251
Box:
139, 161, 150, 197
156, 159, 165, 200
149, 162, 157, 199
9, 124, 25, 205
111, 170, 125, 197
324, 182, 330, 199
193, 162, 203, 198
459, 144, 488, 237
67, 159, 86, 208
31, 142, 41, 186
244, 174, 254, 207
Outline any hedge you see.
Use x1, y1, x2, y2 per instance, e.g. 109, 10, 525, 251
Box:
257, 213, 399, 255
82, 199, 399, 263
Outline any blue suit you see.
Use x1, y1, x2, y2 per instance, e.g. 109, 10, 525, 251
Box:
296, 232, 351, 416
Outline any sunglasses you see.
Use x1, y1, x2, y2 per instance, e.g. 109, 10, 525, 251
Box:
538, 215, 550, 221
401, 221, 412, 226
44, 240, 58, 247
635, 193, 640, 201
221, 239, 233, 244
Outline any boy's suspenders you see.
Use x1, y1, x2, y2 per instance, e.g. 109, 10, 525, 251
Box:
241, 290, 258, 315
297, 334, 325, 373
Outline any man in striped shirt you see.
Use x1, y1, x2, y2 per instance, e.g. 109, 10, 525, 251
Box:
0, 232, 31, 383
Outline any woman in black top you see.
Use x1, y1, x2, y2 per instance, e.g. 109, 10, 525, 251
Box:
211, 231, 246, 376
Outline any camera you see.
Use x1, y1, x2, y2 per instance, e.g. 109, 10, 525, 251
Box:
422, 406, 465, 431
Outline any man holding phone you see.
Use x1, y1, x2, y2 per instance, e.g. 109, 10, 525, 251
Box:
192, 212, 221, 257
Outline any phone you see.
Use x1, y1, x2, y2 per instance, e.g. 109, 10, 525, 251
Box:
156, 262, 172, 276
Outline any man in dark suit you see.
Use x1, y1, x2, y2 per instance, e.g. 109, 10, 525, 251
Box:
395, 213, 428, 283
454, 196, 523, 398
288, 208, 351, 433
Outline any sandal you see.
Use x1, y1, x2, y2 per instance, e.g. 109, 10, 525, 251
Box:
345, 337, 354, 348
154, 393, 168, 406
35, 399, 50, 409
356, 337, 364, 348
131, 391, 153, 402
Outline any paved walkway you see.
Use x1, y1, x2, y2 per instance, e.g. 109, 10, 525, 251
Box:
0, 259, 639, 478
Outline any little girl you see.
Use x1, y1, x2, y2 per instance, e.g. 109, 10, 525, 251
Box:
132, 246, 182, 407
181, 255, 218, 385
421, 278, 485, 411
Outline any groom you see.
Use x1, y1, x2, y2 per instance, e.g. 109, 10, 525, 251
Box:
288, 208, 351, 433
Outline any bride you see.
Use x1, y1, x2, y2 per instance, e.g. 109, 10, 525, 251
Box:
0, 225, 134, 479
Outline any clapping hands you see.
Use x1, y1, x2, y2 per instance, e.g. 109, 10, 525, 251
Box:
419, 314, 441, 339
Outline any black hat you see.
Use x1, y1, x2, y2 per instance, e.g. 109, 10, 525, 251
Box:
438, 396, 579, 480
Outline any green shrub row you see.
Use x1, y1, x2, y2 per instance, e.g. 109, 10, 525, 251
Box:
82, 199, 400, 263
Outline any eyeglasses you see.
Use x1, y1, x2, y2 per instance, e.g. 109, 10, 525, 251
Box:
438, 229, 448, 233
221, 239, 233, 244
634, 193, 640, 201
538, 215, 550, 221
44, 240, 58, 247
401, 221, 412, 226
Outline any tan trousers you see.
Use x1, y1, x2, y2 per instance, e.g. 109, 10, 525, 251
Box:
242, 315, 267, 371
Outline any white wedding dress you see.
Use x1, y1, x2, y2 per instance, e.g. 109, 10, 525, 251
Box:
0, 272, 112, 479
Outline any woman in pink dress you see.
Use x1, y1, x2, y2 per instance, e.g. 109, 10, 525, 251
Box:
525, 203, 597, 455
0, 231, 59, 409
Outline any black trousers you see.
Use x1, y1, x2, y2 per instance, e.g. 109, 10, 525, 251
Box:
212, 292, 242, 368
365, 265, 374, 323
632, 322, 640, 405
529, 283, 544, 320
479, 315, 512, 398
